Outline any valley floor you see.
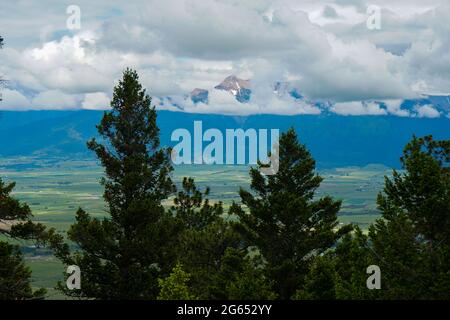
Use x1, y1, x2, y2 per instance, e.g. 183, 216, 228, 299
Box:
0, 156, 392, 299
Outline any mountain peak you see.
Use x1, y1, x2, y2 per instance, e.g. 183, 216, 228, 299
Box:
214, 75, 251, 103
215, 75, 250, 90
190, 88, 209, 104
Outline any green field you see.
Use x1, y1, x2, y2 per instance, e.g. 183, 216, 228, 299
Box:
0, 156, 393, 299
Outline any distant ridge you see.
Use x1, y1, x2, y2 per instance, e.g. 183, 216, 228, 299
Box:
0, 110, 449, 168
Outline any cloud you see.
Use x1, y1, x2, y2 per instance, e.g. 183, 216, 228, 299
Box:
415, 104, 440, 118
0, 0, 449, 116
1, 34, 112, 97
382, 99, 410, 117
138, 0, 292, 60
160, 88, 321, 116
0, 89, 32, 110
323, 6, 339, 18
32, 90, 79, 109
82, 92, 110, 110
331, 101, 387, 115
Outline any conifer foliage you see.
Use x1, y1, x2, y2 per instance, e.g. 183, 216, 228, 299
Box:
0, 179, 47, 299
300, 135, 450, 299
231, 128, 352, 299
53, 69, 178, 299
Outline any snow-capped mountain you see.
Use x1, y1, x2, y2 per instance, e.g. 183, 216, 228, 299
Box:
190, 75, 252, 103
189, 75, 251, 104
185, 75, 450, 117
214, 75, 251, 103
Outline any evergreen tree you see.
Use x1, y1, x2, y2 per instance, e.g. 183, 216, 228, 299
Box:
230, 128, 352, 299
367, 135, 450, 299
52, 69, 178, 299
292, 254, 336, 300
158, 263, 196, 300
171, 178, 275, 299
0, 242, 42, 300
171, 178, 240, 299
327, 135, 450, 299
332, 228, 378, 299
213, 247, 277, 300
172, 177, 223, 230
295, 227, 381, 300
378, 135, 450, 245
0, 179, 47, 299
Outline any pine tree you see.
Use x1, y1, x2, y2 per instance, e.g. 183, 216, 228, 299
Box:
171, 178, 275, 299
378, 135, 450, 245
292, 254, 337, 300
328, 135, 450, 299
332, 228, 378, 299
170, 178, 241, 299
230, 128, 352, 299
158, 263, 196, 300
52, 69, 179, 299
213, 247, 277, 300
172, 177, 223, 230
0, 179, 47, 299
367, 135, 450, 299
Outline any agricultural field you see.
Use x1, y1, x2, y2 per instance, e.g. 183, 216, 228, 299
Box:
0, 156, 392, 299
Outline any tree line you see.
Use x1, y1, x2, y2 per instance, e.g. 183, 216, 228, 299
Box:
0, 68, 449, 300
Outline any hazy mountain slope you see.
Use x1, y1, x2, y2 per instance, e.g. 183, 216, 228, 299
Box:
0, 110, 448, 168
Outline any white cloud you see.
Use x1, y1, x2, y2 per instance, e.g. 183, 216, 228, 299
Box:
383, 99, 410, 117
82, 92, 110, 110
159, 88, 321, 116
331, 101, 387, 115
0, 89, 32, 110
32, 90, 79, 109
0, 0, 449, 116
415, 104, 440, 118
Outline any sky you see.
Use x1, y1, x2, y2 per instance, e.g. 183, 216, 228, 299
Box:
0, 0, 449, 116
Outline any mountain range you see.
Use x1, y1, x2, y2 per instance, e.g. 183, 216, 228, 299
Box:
186, 75, 450, 118
0, 110, 448, 168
